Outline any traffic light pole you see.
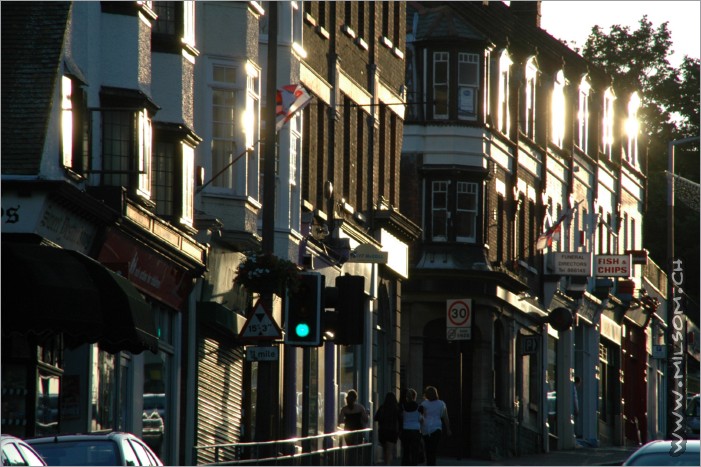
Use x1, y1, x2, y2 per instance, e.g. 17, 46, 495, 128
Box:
256, 1, 278, 444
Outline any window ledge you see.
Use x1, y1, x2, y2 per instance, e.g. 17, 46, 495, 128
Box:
248, 1, 265, 16
304, 13, 317, 27
316, 25, 330, 40
356, 37, 369, 51
342, 24, 357, 39
381, 36, 393, 49
393, 47, 404, 60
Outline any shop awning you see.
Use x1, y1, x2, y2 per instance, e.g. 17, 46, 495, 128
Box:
2, 242, 158, 354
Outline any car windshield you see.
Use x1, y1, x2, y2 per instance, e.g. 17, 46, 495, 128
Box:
31, 440, 119, 466
627, 451, 700, 466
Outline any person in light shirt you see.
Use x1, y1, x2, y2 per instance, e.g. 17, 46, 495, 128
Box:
418, 386, 451, 466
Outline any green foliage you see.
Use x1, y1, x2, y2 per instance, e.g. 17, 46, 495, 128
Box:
582, 16, 700, 309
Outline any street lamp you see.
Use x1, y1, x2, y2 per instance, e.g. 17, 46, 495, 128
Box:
666, 135, 699, 441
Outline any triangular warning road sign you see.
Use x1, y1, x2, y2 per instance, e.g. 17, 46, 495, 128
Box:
239, 299, 282, 339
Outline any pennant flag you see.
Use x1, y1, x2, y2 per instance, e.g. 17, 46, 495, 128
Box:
275, 84, 312, 132
536, 200, 581, 251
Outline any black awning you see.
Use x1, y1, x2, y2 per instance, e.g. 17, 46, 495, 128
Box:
2, 242, 158, 354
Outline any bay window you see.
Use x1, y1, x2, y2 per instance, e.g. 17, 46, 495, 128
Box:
458, 53, 479, 119
433, 52, 449, 119
61, 75, 89, 175
210, 63, 240, 190
430, 179, 480, 243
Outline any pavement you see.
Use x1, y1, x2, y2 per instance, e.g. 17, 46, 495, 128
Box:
435, 445, 639, 466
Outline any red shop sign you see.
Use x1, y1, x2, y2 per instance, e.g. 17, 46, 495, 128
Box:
98, 229, 194, 310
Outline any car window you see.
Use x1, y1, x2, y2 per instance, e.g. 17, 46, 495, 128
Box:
127, 440, 152, 466
16, 444, 45, 467
121, 439, 140, 466
133, 440, 161, 466
3, 443, 27, 466
30, 440, 118, 466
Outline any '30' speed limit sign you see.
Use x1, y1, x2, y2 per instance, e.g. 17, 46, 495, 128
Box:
446, 299, 472, 341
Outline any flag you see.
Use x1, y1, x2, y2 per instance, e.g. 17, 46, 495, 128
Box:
536, 200, 581, 251
275, 84, 312, 132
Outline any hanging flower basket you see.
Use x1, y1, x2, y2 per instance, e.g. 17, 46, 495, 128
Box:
234, 251, 302, 296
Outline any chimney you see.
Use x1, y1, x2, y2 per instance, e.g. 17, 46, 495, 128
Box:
510, 1, 541, 28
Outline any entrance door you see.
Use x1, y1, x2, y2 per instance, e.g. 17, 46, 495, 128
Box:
422, 319, 470, 459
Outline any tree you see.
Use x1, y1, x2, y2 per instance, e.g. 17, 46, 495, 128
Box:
582, 17, 700, 312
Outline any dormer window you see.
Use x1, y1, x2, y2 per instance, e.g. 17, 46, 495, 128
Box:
576, 77, 590, 154
626, 92, 640, 167
602, 87, 615, 159
551, 70, 566, 147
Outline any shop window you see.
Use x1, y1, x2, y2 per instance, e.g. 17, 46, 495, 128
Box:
547, 336, 558, 436
35, 369, 61, 437
91, 348, 117, 432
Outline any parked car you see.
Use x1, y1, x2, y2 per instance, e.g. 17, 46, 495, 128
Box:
622, 439, 700, 466
1, 434, 47, 466
26, 432, 162, 466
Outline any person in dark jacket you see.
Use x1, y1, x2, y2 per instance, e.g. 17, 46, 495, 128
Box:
400, 388, 423, 465
375, 392, 402, 465
339, 389, 368, 446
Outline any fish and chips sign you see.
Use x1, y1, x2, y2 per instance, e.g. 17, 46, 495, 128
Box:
550, 252, 632, 278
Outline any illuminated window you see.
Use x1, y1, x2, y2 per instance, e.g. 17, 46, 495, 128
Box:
61, 75, 89, 174
137, 110, 152, 199
577, 77, 590, 153
626, 92, 640, 166
602, 87, 615, 159
433, 52, 449, 119
211, 64, 240, 190
551, 70, 566, 147
523, 57, 537, 139
497, 51, 511, 135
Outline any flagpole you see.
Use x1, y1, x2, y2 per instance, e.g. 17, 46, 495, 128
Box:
196, 143, 258, 193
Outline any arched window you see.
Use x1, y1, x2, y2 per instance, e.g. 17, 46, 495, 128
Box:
498, 50, 512, 135
626, 92, 640, 166
551, 70, 566, 147
576, 77, 590, 154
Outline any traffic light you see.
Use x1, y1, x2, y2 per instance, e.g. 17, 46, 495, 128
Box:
285, 272, 323, 346
334, 275, 365, 345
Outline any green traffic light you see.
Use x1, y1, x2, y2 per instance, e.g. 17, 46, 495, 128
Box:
295, 322, 310, 338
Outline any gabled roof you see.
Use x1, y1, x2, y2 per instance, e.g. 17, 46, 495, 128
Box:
409, 1, 608, 83
2, 2, 70, 175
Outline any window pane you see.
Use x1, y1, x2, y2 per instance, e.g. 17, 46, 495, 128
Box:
432, 181, 448, 240
153, 141, 175, 217
433, 52, 449, 117
456, 182, 477, 241
102, 111, 133, 187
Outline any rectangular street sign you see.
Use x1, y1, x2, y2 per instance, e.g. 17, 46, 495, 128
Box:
246, 346, 279, 362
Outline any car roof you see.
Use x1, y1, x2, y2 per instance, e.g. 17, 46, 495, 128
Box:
27, 432, 134, 444
637, 440, 700, 453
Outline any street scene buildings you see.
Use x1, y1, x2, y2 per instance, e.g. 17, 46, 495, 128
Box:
2, 1, 698, 465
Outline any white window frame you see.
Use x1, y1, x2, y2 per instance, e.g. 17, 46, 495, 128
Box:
524, 57, 537, 139
603, 87, 615, 159
431, 180, 449, 241
180, 143, 195, 227
551, 70, 566, 147
208, 60, 243, 193
498, 51, 511, 135
577, 77, 590, 153
433, 51, 449, 119
137, 109, 152, 199
455, 181, 478, 242
458, 52, 479, 120
245, 61, 261, 199
183, 1, 195, 47
626, 92, 640, 166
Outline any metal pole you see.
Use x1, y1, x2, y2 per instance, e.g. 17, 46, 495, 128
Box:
665, 136, 698, 439
255, 1, 278, 444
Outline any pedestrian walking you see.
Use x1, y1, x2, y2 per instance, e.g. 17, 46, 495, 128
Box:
400, 388, 423, 465
374, 392, 402, 465
419, 386, 451, 466
339, 389, 369, 446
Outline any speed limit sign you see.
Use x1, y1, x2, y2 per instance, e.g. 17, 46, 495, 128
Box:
446, 299, 472, 340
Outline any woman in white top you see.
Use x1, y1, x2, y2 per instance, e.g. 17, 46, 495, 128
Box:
418, 386, 451, 466
400, 388, 423, 465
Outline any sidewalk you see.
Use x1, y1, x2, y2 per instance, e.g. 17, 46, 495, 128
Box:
436, 444, 638, 466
